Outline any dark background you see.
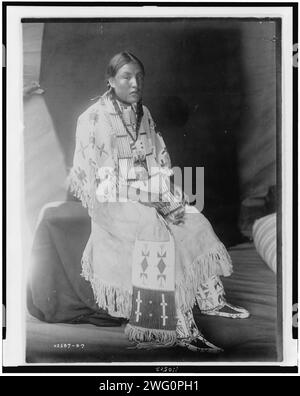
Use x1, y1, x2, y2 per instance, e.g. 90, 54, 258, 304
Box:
26, 19, 277, 246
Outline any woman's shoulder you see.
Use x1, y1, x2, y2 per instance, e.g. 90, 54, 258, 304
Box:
77, 102, 99, 121
141, 104, 156, 130
142, 104, 155, 125
77, 93, 112, 124
142, 104, 151, 116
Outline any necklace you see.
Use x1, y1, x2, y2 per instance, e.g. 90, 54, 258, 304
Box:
110, 92, 142, 143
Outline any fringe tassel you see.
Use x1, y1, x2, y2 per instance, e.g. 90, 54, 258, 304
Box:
81, 252, 132, 319
67, 173, 95, 211
176, 242, 233, 312
81, 246, 93, 280
125, 324, 177, 349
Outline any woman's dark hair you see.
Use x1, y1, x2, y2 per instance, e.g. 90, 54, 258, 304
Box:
106, 51, 145, 81
106, 51, 145, 122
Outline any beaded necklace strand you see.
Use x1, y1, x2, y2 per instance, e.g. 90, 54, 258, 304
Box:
110, 92, 143, 143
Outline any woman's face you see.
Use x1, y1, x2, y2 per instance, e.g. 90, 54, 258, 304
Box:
109, 62, 144, 104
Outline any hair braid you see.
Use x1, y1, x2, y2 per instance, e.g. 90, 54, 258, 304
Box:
136, 99, 144, 131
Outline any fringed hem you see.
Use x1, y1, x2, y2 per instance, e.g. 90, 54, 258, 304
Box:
176, 242, 233, 312
125, 324, 177, 349
67, 172, 95, 210
81, 252, 132, 319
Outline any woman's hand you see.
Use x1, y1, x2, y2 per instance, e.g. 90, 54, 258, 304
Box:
173, 185, 189, 205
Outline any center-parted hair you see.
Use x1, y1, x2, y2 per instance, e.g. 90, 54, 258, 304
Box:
106, 51, 145, 81
106, 51, 145, 123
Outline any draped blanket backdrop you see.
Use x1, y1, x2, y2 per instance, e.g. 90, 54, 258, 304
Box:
23, 23, 67, 231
